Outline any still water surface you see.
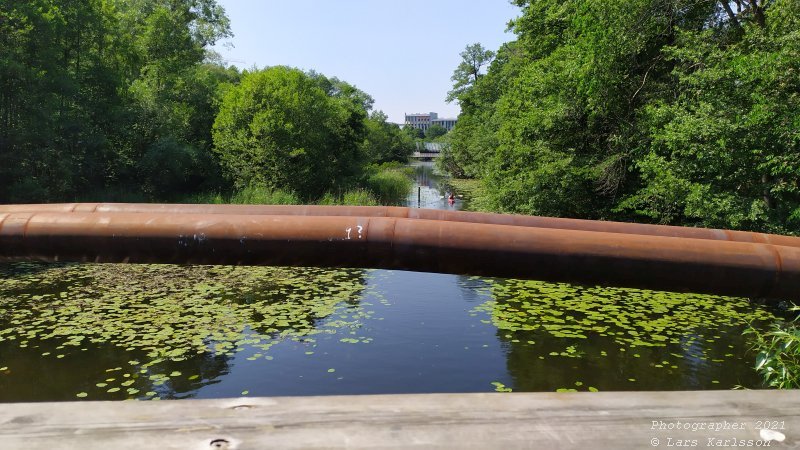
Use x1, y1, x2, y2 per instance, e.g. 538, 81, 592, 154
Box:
0, 162, 783, 401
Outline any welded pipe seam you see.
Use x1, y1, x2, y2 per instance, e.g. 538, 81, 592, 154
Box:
1, 212, 799, 301
1, 203, 798, 248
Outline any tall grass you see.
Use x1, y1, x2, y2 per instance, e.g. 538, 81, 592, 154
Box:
341, 188, 379, 206
365, 165, 413, 205
182, 164, 414, 207
182, 185, 300, 205
229, 185, 300, 205
316, 189, 379, 206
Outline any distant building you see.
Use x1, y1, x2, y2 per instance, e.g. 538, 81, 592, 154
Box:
432, 117, 457, 131
404, 112, 457, 132
405, 112, 436, 132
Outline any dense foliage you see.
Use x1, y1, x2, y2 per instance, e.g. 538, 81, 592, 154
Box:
425, 124, 448, 140
361, 111, 415, 165
0, 0, 234, 202
443, 0, 800, 233
0, 1, 412, 204
746, 316, 800, 389
213, 67, 360, 199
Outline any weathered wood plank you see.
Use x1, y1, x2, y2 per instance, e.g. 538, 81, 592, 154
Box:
0, 391, 797, 449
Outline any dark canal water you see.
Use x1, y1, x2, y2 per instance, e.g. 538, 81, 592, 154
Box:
0, 162, 784, 401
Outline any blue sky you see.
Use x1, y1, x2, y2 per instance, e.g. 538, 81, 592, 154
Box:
212, 1, 520, 124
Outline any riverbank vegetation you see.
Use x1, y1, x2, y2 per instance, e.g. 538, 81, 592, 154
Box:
364, 163, 414, 205
438, 0, 800, 386
0, 0, 413, 205
441, 0, 800, 235
746, 314, 800, 389
185, 163, 412, 206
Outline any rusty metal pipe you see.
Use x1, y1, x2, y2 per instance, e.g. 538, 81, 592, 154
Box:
1, 211, 798, 301
1, 203, 798, 247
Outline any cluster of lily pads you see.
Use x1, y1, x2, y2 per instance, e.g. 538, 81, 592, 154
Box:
472, 278, 781, 391
0, 263, 372, 400
474, 278, 777, 349
0, 263, 784, 399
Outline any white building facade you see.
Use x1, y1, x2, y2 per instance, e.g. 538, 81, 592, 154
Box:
404, 112, 457, 132
432, 117, 456, 131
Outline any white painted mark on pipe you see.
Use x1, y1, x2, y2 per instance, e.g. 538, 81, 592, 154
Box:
357, 225, 363, 239
345, 228, 352, 240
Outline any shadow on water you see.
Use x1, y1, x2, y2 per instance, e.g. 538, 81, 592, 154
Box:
0, 339, 231, 402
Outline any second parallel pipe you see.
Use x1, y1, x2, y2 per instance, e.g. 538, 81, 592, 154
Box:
1, 203, 797, 247
0, 211, 798, 301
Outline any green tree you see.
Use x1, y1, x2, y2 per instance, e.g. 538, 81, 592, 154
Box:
0, 0, 233, 203
212, 67, 368, 199
425, 124, 448, 140
446, 43, 495, 103
443, 0, 800, 233
445, 0, 717, 218
403, 126, 425, 140
618, 0, 800, 231
439, 41, 518, 179
362, 111, 414, 163
122, 0, 232, 191
0, 0, 125, 202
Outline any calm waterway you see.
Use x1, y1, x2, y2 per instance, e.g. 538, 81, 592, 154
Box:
0, 162, 784, 401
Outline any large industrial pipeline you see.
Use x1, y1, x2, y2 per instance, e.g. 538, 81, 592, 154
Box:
2, 203, 800, 247
1, 208, 799, 301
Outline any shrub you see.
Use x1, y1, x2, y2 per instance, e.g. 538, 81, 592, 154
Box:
745, 312, 800, 389
365, 166, 413, 205
341, 189, 378, 206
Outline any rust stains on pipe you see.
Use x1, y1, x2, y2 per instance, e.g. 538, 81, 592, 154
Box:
0, 211, 798, 301
1, 203, 798, 248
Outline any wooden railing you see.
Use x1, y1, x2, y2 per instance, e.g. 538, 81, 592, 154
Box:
0, 390, 796, 449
